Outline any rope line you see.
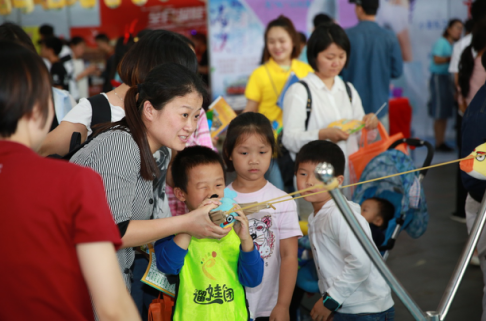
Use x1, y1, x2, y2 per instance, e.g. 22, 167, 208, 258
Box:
223, 156, 471, 215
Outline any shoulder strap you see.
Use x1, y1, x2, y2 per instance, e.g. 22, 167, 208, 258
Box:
60, 54, 72, 63
344, 82, 353, 103
298, 80, 312, 130
88, 94, 112, 127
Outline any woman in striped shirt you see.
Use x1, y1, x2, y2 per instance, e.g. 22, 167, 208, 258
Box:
70, 62, 229, 293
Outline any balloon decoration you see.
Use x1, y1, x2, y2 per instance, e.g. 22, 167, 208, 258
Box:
132, 0, 147, 6
0, 0, 147, 14
0, 0, 12, 15
12, 0, 34, 13
41, 0, 65, 10
79, 0, 95, 8
103, 0, 120, 9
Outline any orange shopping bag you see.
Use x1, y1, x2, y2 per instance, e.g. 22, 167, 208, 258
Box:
348, 122, 407, 182
148, 292, 174, 321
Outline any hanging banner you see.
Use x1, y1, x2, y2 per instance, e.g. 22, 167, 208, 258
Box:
0, 0, 12, 15
71, 0, 207, 46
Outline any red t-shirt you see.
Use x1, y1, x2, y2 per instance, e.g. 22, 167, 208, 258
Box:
0, 141, 122, 321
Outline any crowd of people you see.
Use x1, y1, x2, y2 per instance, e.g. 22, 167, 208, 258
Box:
2, 0, 486, 320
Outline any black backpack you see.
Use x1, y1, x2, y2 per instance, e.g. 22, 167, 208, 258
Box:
277, 81, 352, 188
49, 94, 112, 160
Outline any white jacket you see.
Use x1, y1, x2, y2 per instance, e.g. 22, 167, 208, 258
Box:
308, 199, 394, 314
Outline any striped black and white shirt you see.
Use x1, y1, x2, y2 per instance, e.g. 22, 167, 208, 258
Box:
71, 129, 160, 290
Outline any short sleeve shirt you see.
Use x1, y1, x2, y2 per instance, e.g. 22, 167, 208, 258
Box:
62, 93, 126, 136
245, 58, 313, 130
430, 37, 453, 75
228, 182, 302, 318
0, 141, 121, 321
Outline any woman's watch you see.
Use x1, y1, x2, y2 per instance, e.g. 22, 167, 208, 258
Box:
322, 292, 342, 311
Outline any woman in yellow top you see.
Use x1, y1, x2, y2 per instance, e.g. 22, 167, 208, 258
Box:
244, 15, 313, 190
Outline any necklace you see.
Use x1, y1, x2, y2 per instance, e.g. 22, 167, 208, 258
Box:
114, 88, 124, 102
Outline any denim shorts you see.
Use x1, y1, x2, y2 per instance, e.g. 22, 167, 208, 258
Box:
333, 307, 395, 321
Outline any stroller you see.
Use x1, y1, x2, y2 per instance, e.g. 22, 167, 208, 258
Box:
352, 138, 434, 259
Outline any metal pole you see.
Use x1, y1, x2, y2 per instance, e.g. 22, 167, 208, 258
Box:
328, 188, 429, 321
434, 192, 486, 320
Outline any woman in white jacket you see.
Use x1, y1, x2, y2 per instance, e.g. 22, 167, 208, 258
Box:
283, 23, 378, 187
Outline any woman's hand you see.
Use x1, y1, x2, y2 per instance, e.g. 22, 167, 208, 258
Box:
362, 113, 378, 130
185, 201, 230, 239
318, 128, 349, 143
232, 206, 254, 252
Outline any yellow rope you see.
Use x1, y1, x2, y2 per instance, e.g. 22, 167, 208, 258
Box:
223, 156, 472, 215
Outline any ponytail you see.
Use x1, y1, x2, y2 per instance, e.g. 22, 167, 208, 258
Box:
458, 44, 475, 98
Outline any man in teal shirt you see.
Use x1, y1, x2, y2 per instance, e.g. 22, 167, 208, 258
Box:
341, 0, 403, 130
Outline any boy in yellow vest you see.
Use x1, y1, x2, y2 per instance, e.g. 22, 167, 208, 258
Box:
155, 146, 264, 321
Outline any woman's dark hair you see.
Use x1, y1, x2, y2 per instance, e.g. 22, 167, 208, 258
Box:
298, 32, 307, 45
307, 23, 351, 71
294, 140, 345, 176
95, 63, 207, 181
118, 30, 198, 86
0, 41, 52, 137
459, 19, 486, 98
262, 15, 300, 63
442, 18, 463, 38
222, 112, 276, 172
112, 35, 136, 81
464, 19, 474, 34
0, 22, 36, 53
313, 13, 333, 28
69, 36, 85, 46
471, 0, 486, 24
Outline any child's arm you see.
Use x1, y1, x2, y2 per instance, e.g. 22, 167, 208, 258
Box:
233, 209, 264, 287
270, 236, 299, 321
154, 235, 190, 275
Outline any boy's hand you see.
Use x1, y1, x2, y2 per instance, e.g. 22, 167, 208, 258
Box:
310, 299, 333, 321
269, 303, 289, 321
233, 206, 254, 252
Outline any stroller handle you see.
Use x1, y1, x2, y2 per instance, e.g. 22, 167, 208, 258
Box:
388, 138, 434, 178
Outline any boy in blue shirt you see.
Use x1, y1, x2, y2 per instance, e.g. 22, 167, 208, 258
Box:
155, 146, 263, 321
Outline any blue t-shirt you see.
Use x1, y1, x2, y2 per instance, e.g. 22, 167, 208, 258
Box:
430, 37, 452, 75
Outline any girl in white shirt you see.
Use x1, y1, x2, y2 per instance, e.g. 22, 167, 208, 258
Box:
282, 23, 378, 187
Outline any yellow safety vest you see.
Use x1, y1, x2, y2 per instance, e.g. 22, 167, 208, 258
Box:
173, 229, 248, 321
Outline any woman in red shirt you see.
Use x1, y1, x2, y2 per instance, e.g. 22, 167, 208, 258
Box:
0, 41, 140, 321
